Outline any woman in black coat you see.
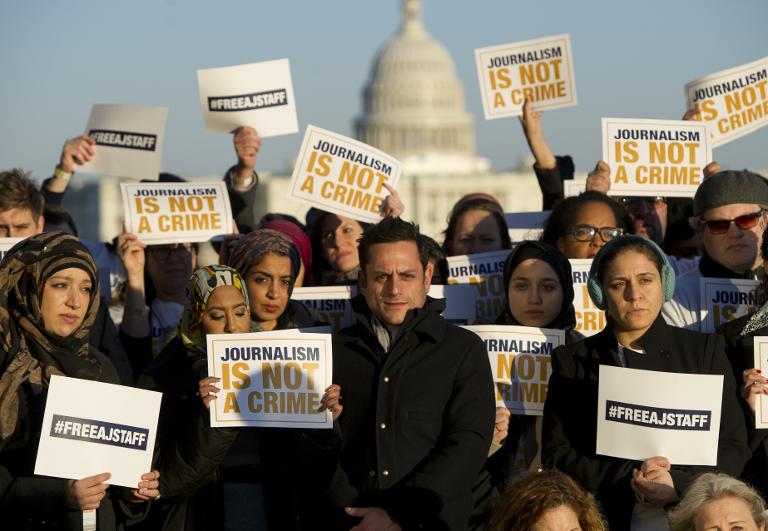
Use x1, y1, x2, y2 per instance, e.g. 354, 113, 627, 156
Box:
542, 235, 750, 529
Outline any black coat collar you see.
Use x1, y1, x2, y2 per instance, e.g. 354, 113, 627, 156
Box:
589, 313, 673, 370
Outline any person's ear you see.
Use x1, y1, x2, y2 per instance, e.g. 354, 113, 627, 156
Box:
556, 236, 566, 253
357, 268, 367, 291
36, 215, 45, 234
423, 263, 433, 292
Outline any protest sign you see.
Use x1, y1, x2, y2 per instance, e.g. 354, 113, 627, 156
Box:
465, 324, 564, 415
753, 337, 768, 429
447, 249, 512, 323
505, 211, 550, 242
0, 237, 24, 262
77, 104, 167, 181
197, 59, 299, 137
292, 286, 357, 333
596, 365, 723, 465
120, 181, 233, 245
570, 259, 605, 337
602, 118, 711, 197
686, 56, 768, 147
206, 330, 332, 429
35, 375, 161, 488
564, 180, 586, 197
288, 125, 402, 223
429, 284, 478, 325
699, 277, 759, 333
475, 33, 577, 120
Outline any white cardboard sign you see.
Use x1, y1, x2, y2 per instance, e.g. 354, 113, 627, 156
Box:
699, 277, 760, 333
475, 33, 577, 120
602, 118, 711, 197
596, 365, 723, 465
35, 375, 161, 488
447, 249, 512, 324
120, 181, 233, 245
686, 56, 768, 147
77, 104, 167, 180
197, 59, 299, 137
569, 259, 605, 337
292, 286, 357, 333
206, 330, 333, 429
753, 337, 768, 429
288, 125, 402, 223
464, 324, 564, 415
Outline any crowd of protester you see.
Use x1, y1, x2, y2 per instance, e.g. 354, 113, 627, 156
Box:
1, 99, 768, 531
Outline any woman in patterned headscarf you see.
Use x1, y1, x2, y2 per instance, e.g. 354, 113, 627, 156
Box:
139, 265, 252, 530
0, 232, 159, 530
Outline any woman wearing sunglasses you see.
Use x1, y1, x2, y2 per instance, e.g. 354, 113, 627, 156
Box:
662, 170, 768, 331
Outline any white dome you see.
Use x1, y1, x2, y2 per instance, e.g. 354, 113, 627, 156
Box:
355, 0, 476, 163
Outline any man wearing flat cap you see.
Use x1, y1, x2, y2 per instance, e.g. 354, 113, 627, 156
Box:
663, 170, 768, 330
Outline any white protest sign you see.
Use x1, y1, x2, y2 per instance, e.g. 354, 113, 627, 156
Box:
753, 337, 768, 429
77, 104, 167, 181
206, 330, 332, 429
120, 181, 233, 245
447, 249, 512, 324
597, 365, 723, 465
0, 237, 24, 262
465, 324, 564, 415
292, 286, 357, 333
429, 284, 478, 325
197, 59, 299, 137
475, 33, 577, 120
564, 180, 586, 197
686, 56, 768, 147
35, 375, 161, 488
288, 125, 402, 223
570, 259, 605, 337
699, 277, 760, 333
602, 118, 711, 197
505, 211, 550, 242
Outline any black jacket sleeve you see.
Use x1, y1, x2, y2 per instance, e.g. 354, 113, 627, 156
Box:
535, 155, 575, 210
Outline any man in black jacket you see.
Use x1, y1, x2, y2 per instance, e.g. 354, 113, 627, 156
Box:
328, 217, 495, 530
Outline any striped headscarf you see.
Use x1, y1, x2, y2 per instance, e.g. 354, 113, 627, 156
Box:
0, 232, 101, 449
227, 229, 301, 292
179, 265, 250, 359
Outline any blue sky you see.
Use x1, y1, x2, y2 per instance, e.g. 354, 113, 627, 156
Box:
1, 0, 766, 182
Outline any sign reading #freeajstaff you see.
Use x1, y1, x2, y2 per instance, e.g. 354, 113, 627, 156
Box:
289, 125, 402, 224
753, 337, 768, 429
197, 59, 299, 137
596, 365, 723, 465
76, 104, 167, 181
206, 330, 333, 429
475, 33, 577, 120
569, 259, 606, 337
35, 375, 161, 488
686, 56, 768, 147
447, 250, 512, 324
465, 324, 564, 415
602, 118, 711, 198
699, 277, 760, 333
121, 182, 233, 245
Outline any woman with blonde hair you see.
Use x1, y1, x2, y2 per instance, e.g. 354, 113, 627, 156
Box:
669, 473, 766, 531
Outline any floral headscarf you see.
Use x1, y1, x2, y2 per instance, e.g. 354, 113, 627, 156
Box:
179, 265, 249, 359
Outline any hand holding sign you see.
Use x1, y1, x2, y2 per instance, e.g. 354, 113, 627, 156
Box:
631, 466, 678, 508
585, 160, 611, 194
233, 126, 261, 177
67, 472, 111, 510
741, 368, 768, 413
60, 135, 97, 173
122, 469, 161, 504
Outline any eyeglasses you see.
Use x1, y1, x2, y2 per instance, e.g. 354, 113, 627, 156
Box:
564, 225, 624, 242
147, 243, 193, 261
699, 210, 764, 235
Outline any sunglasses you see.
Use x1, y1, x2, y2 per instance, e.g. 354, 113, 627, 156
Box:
699, 210, 764, 235
147, 243, 193, 260
565, 225, 624, 242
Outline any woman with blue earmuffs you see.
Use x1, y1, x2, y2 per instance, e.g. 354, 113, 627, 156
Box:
541, 235, 750, 530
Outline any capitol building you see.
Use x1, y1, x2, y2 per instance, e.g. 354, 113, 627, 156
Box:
65, 0, 569, 243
